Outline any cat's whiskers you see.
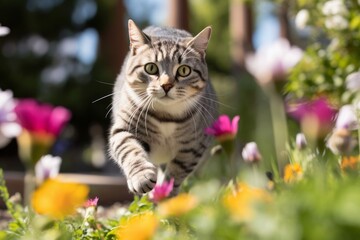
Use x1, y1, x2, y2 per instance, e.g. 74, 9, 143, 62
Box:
135, 96, 152, 136
183, 98, 197, 140
92, 92, 115, 104
96, 80, 114, 86
192, 99, 213, 127
144, 97, 154, 136
196, 94, 234, 109
128, 94, 151, 133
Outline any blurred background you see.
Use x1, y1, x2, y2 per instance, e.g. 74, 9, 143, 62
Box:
0, 0, 303, 175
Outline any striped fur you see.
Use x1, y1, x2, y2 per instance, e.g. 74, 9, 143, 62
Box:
109, 20, 218, 195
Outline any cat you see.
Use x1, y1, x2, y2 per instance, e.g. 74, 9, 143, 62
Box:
109, 19, 218, 195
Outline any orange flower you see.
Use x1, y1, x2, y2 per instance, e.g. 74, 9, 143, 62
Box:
284, 163, 303, 183
223, 182, 271, 222
157, 193, 198, 217
341, 156, 360, 171
115, 212, 158, 240
31, 179, 89, 219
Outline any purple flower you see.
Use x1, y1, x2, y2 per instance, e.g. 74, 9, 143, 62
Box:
84, 197, 99, 208
14, 99, 71, 137
242, 142, 262, 163
35, 155, 62, 184
287, 97, 337, 137
149, 178, 174, 203
0, 89, 21, 148
205, 115, 240, 142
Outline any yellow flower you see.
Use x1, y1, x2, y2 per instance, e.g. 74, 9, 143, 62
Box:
157, 193, 198, 217
284, 163, 303, 183
341, 156, 360, 171
223, 182, 271, 222
115, 212, 158, 240
31, 179, 89, 219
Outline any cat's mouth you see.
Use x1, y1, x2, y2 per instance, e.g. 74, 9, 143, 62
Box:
160, 95, 174, 100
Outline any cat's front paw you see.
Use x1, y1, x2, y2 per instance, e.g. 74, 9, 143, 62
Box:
127, 162, 157, 194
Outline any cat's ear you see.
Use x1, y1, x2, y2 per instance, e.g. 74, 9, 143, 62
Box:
187, 26, 212, 53
128, 19, 150, 51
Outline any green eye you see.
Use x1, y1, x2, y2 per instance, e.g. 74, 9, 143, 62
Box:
144, 63, 159, 75
177, 65, 191, 77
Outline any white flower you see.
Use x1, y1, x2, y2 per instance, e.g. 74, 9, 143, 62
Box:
0, 89, 21, 148
335, 105, 358, 130
0, 24, 10, 37
322, 0, 349, 30
325, 15, 348, 30
295, 9, 310, 30
346, 71, 360, 91
242, 142, 262, 163
322, 0, 348, 16
35, 155, 62, 184
295, 133, 307, 150
245, 38, 303, 85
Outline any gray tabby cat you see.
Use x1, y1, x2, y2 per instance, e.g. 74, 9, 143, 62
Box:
109, 19, 218, 195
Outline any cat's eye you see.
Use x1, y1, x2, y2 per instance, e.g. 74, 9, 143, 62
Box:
144, 63, 159, 75
177, 65, 191, 77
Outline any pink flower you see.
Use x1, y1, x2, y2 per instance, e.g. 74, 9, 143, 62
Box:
287, 97, 337, 137
205, 115, 240, 142
245, 38, 303, 85
14, 99, 71, 137
149, 178, 174, 203
84, 197, 99, 208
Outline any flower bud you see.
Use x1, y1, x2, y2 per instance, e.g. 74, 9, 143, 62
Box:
242, 142, 262, 163
295, 133, 307, 150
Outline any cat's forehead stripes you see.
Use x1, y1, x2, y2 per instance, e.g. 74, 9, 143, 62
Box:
151, 39, 188, 63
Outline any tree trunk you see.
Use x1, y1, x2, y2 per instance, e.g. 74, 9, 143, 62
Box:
229, 0, 254, 73
99, 0, 127, 76
167, 0, 189, 31
279, 0, 292, 44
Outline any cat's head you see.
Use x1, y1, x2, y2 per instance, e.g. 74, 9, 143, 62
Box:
125, 19, 211, 108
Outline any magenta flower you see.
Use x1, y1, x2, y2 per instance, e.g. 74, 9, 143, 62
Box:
205, 115, 240, 142
84, 197, 99, 208
149, 178, 174, 203
14, 99, 71, 137
14, 99, 71, 167
287, 97, 337, 137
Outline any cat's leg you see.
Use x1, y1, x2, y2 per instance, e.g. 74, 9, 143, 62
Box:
109, 127, 157, 195
165, 142, 210, 195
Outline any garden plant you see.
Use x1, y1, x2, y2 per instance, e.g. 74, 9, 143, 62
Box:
1, 0, 360, 239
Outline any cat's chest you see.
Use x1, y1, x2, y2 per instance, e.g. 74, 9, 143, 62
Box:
149, 122, 178, 164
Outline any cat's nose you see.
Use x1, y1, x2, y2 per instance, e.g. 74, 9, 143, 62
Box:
161, 83, 174, 93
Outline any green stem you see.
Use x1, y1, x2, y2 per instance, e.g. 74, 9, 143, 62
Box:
265, 84, 289, 173
24, 169, 36, 207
